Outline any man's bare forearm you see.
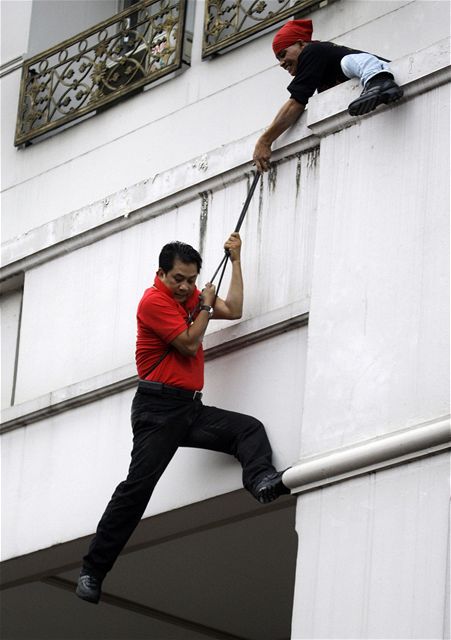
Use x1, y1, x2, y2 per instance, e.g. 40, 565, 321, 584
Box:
212, 233, 244, 320
253, 99, 305, 172
262, 99, 305, 144
171, 284, 216, 357
223, 259, 243, 319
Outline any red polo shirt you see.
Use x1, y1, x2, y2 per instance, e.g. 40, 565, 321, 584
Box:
135, 276, 204, 391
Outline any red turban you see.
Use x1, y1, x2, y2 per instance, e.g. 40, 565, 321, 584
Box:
272, 19, 313, 56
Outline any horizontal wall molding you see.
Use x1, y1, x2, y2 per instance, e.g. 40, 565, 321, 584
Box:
0, 301, 309, 434
0, 135, 318, 281
204, 301, 308, 360
2, 39, 448, 280
282, 416, 451, 494
0, 55, 25, 78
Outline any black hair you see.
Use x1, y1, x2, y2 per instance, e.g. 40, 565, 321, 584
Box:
159, 241, 202, 274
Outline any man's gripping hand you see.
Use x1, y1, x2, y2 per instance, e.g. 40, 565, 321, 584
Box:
253, 138, 272, 173
252, 99, 305, 173
224, 232, 242, 262
200, 282, 216, 307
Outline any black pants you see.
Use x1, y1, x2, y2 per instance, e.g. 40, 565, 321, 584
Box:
83, 383, 275, 579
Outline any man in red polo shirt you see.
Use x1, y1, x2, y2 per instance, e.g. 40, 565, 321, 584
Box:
76, 232, 289, 604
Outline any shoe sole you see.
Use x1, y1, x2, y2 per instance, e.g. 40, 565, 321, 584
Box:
257, 479, 291, 504
257, 487, 277, 504
75, 585, 100, 604
348, 87, 404, 116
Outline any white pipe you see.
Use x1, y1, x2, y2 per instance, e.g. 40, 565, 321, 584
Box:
283, 417, 450, 493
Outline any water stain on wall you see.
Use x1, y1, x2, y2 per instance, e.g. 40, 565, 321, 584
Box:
268, 164, 278, 192
198, 190, 210, 256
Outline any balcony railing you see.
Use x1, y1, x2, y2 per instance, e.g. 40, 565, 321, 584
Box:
202, 0, 323, 58
15, 0, 186, 146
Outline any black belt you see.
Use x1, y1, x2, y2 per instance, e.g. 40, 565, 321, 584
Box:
138, 380, 202, 401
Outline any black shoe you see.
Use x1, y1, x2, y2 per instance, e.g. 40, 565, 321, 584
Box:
75, 570, 103, 604
253, 470, 291, 504
348, 72, 403, 116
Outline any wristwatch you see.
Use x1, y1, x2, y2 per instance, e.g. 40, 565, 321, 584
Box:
200, 304, 214, 318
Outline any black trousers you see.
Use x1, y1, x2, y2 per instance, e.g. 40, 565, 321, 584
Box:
83, 383, 276, 579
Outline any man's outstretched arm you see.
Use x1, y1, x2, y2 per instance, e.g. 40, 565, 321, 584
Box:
212, 233, 243, 320
253, 98, 305, 173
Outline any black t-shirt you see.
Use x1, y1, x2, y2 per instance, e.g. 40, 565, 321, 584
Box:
287, 41, 363, 105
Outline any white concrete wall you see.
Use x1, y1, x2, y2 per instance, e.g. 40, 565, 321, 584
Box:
1, 2, 450, 638
14, 203, 199, 403
286, 20, 450, 639
12, 151, 318, 404
291, 452, 450, 639
2, 1, 449, 241
0, 289, 22, 409
27, 0, 119, 57
300, 83, 450, 455
0, 0, 33, 62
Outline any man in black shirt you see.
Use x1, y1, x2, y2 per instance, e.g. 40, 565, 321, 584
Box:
253, 19, 403, 172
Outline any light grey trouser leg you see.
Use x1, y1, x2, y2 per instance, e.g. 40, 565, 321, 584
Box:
341, 53, 390, 87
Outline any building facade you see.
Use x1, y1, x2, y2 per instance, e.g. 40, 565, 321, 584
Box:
1, 1, 450, 638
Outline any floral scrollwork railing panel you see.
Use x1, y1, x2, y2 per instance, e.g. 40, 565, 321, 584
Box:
15, 0, 186, 146
203, 0, 322, 58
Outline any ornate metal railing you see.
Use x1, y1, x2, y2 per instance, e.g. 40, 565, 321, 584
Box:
203, 0, 323, 58
15, 0, 186, 146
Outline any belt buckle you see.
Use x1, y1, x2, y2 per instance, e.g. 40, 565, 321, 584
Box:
193, 390, 202, 401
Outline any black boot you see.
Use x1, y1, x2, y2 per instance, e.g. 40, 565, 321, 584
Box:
348, 72, 403, 116
252, 470, 291, 504
75, 569, 103, 604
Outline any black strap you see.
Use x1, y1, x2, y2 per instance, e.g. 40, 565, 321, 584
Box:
205, 171, 261, 310
209, 172, 261, 285
141, 346, 171, 380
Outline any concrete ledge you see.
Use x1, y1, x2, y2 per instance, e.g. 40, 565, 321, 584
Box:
2, 39, 448, 279
0, 133, 317, 281
306, 38, 451, 137
283, 416, 451, 494
0, 300, 309, 433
